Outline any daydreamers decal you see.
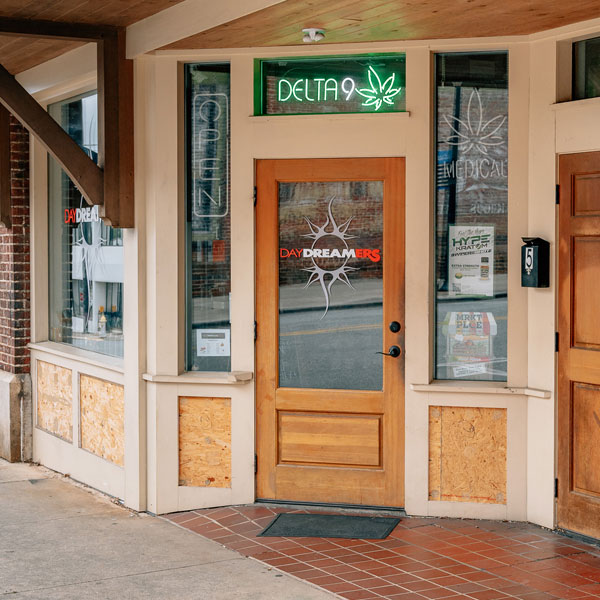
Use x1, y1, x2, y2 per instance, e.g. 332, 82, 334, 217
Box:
279, 247, 381, 262
279, 196, 381, 318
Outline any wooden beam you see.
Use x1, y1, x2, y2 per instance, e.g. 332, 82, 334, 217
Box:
0, 104, 10, 228
97, 29, 134, 228
0, 63, 103, 209
0, 24, 134, 228
0, 17, 117, 42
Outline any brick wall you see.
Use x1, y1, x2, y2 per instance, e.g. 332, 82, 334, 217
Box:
0, 116, 30, 374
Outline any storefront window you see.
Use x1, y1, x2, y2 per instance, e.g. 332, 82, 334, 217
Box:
434, 53, 508, 381
48, 92, 124, 358
573, 36, 600, 100
185, 64, 231, 371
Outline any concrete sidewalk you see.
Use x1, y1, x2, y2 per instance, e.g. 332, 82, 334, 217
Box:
0, 459, 334, 599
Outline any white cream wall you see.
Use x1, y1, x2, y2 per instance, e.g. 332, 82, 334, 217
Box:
526, 38, 558, 530
22, 46, 146, 511
525, 22, 600, 529
140, 55, 256, 514
147, 38, 537, 518
22, 18, 600, 522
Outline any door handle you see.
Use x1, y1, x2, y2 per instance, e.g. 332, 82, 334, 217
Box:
377, 345, 401, 358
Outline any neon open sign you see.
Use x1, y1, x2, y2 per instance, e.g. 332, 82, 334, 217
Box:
256, 54, 406, 115
192, 91, 229, 218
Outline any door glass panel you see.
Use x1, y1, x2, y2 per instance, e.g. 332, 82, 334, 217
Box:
278, 181, 383, 390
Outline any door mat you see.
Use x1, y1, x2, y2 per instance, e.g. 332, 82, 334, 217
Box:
258, 513, 401, 539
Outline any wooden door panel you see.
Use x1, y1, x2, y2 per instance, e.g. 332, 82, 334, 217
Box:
558, 151, 600, 540
256, 157, 405, 507
571, 382, 600, 498
567, 359, 600, 386
572, 173, 600, 215
572, 237, 600, 349
275, 388, 384, 413
275, 465, 389, 506
278, 412, 382, 467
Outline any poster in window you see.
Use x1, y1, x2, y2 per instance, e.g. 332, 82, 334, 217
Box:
448, 225, 494, 297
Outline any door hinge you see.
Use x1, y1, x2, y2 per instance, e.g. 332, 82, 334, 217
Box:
253, 186, 257, 207
555, 331, 559, 352
555, 184, 560, 205
254, 320, 257, 342
555, 477, 559, 499
254, 453, 258, 475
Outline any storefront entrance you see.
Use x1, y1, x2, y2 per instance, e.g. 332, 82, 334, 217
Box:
557, 151, 600, 540
255, 158, 405, 507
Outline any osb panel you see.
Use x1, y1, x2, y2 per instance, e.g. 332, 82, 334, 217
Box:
80, 375, 124, 467
37, 360, 73, 442
179, 397, 231, 488
429, 406, 507, 504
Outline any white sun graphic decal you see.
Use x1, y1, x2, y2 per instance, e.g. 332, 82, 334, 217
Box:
302, 197, 358, 318
444, 88, 506, 155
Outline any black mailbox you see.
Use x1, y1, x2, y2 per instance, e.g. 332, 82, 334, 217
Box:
521, 237, 550, 288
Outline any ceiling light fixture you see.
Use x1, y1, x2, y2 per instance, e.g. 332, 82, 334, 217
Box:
302, 28, 325, 43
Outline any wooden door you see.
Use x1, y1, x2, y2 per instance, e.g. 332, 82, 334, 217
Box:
256, 158, 405, 507
558, 151, 600, 539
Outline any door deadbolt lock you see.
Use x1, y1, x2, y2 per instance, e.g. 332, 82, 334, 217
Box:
377, 345, 401, 358
389, 321, 401, 333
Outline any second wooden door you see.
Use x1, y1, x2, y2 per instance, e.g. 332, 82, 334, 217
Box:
557, 151, 600, 539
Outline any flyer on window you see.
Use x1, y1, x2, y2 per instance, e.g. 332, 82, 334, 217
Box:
448, 225, 494, 297
196, 329, 231, 357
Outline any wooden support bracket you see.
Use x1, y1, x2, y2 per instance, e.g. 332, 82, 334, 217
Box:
0, 63, 104, 209
0, 19, 134, 228
0, 104, 10, 228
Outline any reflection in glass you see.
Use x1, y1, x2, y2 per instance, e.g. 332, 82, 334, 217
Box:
278, 181, 383, 390
434, 52, 508, 381
573, 36, 600, 100
48, 92, 124, 358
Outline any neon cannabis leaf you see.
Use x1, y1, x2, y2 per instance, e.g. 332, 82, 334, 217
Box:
356, 66, 402, 111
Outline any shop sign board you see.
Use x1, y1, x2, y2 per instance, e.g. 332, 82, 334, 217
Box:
448, 225, 494, 297
256, 54, 406, 115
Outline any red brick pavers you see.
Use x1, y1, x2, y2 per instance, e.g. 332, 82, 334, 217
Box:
164, 506, 600, 599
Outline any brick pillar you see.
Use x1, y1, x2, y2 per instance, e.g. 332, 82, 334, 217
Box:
0, 116, 32, 462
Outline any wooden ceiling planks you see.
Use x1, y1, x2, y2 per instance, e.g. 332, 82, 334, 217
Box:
162, 0, 600, 49
1, 0, 600, 73
0, 0, 187, 73
0, 35, 82, 74
0, 0, 186, 26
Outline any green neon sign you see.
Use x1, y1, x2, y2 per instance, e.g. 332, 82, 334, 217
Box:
256, 54, 406, 115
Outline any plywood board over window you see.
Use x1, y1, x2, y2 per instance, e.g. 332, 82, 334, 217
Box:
179, 397, 231, 488
37, 360, 73, 442
429, 406, 507, 504
80, 375, 124, 467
